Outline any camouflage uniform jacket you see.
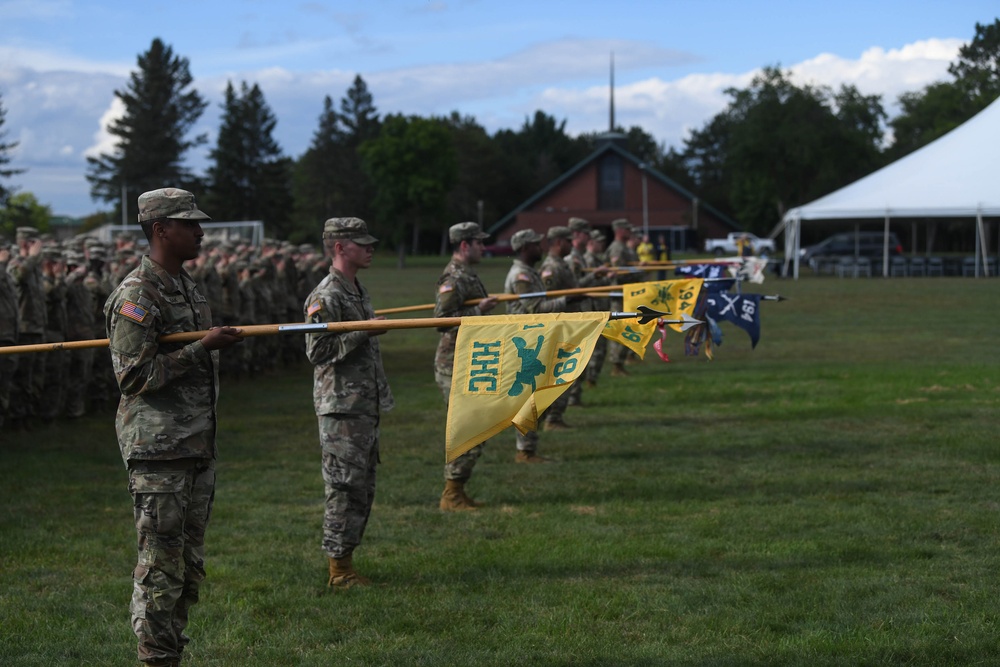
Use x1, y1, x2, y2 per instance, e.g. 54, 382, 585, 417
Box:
434, 257, 489, 373
504, 258, 566, 315
7, 253, 46, 335
64, 269, 97, 340
607, 240, 643, 285
539, 252, 581, 313
105, 255, 219, 464
304, 267, 394, 417
0, 261, 18, 343
565, 247, 604, 288
584, 250, 611, 310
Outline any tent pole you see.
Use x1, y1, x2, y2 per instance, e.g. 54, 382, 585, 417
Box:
883, 215, 891, 278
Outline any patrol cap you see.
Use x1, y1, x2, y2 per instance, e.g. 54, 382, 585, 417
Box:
611, 218, 632, 230
547, 226, 572, 240
568, 217, 590, 233
16, 226, 40, 241
137, 188, 211, 223
510, 228, 544, 251
590, 229, 606, 241
64, 250, 85, 265
449, 221, 489, 244
323, 217, 378, 245
42, 247, 62, 261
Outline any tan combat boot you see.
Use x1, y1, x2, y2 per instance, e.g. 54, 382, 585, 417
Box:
328, 555, 370, 589
543, 418, 571, 431
440, 479, 479, 511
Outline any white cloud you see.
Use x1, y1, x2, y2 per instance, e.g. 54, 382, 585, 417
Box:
0, 35, 972, 216
85, 97, 125, 160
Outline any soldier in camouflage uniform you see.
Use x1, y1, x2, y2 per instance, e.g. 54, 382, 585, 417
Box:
583, 229, 610, 386
105, 188, 243, 667
0, 239, 19, 430
304, 217, 394, 589
433, 222, 498, 511
537, 226, 580, 428
561, 218, 613, 401
606, 219, 643, 376
40, 247, 69, 419
504, 228, 579, 462
64, 251, 98, 418
7, 227, 47, 429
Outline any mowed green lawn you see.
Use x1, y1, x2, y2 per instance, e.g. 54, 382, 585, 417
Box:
1, 257, 999, 666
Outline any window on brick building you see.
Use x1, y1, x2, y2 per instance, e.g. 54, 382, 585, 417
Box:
598, 154, 624, 209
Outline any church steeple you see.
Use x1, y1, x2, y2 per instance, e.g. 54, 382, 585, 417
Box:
609, 52, 615, 132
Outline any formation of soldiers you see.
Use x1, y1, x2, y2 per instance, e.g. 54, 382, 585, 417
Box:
0, 225, 330, 432
0, 217, 646, 435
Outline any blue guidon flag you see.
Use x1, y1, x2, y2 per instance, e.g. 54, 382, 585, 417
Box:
705, 292, 762, 348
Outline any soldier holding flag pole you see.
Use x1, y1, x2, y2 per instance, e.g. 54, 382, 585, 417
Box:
433, 222, 498, 511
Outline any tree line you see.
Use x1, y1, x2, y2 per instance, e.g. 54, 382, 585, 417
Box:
2, 20, 999, 247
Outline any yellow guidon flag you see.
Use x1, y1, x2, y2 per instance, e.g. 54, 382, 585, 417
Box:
601, 278, 704, 357
445, 312, 609, 462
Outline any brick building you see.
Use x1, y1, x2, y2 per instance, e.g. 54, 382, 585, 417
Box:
488, 132, 740, 253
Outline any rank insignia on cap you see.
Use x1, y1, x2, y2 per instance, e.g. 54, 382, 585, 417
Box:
438, 283, 454, 294
307, 300, 322, 317
119, 301, 148, 323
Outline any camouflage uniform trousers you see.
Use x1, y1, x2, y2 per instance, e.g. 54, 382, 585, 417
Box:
0, 343, 17, 429
585, 335, 608, 383
127, 458, 215, 667
39, 330, 67, 419
434, 363, 483, 483
319, 413, 380, 559
64, 347, 95, 418
8, 332, 45, 420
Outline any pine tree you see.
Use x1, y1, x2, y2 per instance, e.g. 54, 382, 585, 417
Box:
85, 38, 207, 223
0, 93, 25, 209
292, 95, 345, 234
205, 81, 292, 235
337, 75, 381, 221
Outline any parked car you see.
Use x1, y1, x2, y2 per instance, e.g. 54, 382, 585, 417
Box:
800, 231, 903, 269
703, 232, 775, 256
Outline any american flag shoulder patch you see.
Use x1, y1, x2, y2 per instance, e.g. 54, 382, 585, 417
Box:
119, 301, 148, 323
516, 272, 531, 282
307, 300, 323, 317
438, 283, 454, 294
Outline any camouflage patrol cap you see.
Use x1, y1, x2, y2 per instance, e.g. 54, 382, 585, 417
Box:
137, 188, 211, 223
568, 217, 590, 232
547, 226, 572, 240
449, 221, 489, 244
611, 218, 631, 230
64, 250, 85, 265
323, 217, 378, 245
589, 229, 605, 241
510, 228, 544, 251
16, 227, 40, 241
42, 247, 62, 261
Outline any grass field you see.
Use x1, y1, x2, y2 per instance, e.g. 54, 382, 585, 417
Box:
1, 258, 999, 666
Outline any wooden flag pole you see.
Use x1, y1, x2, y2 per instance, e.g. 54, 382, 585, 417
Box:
374, 283, 625, 316
0, 307, 669, 356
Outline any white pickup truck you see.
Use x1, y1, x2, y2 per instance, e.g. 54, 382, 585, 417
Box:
703, 232, 775, 256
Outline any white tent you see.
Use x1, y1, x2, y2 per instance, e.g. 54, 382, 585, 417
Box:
782, 96, 1000, 278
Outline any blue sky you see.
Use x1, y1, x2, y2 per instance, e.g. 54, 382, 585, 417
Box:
0, 0, 996, 217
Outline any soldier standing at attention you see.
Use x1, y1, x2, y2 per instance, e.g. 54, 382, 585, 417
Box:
537, 225, 579, 428
504, 228, 577, 461
583, 230, 610, 386
304, 217, 394, 589
0, 239, 19, 431
434, 222, 498, 511
105, 188, 243, 667
606, 219, 642, 376
7, 227, 46, 430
